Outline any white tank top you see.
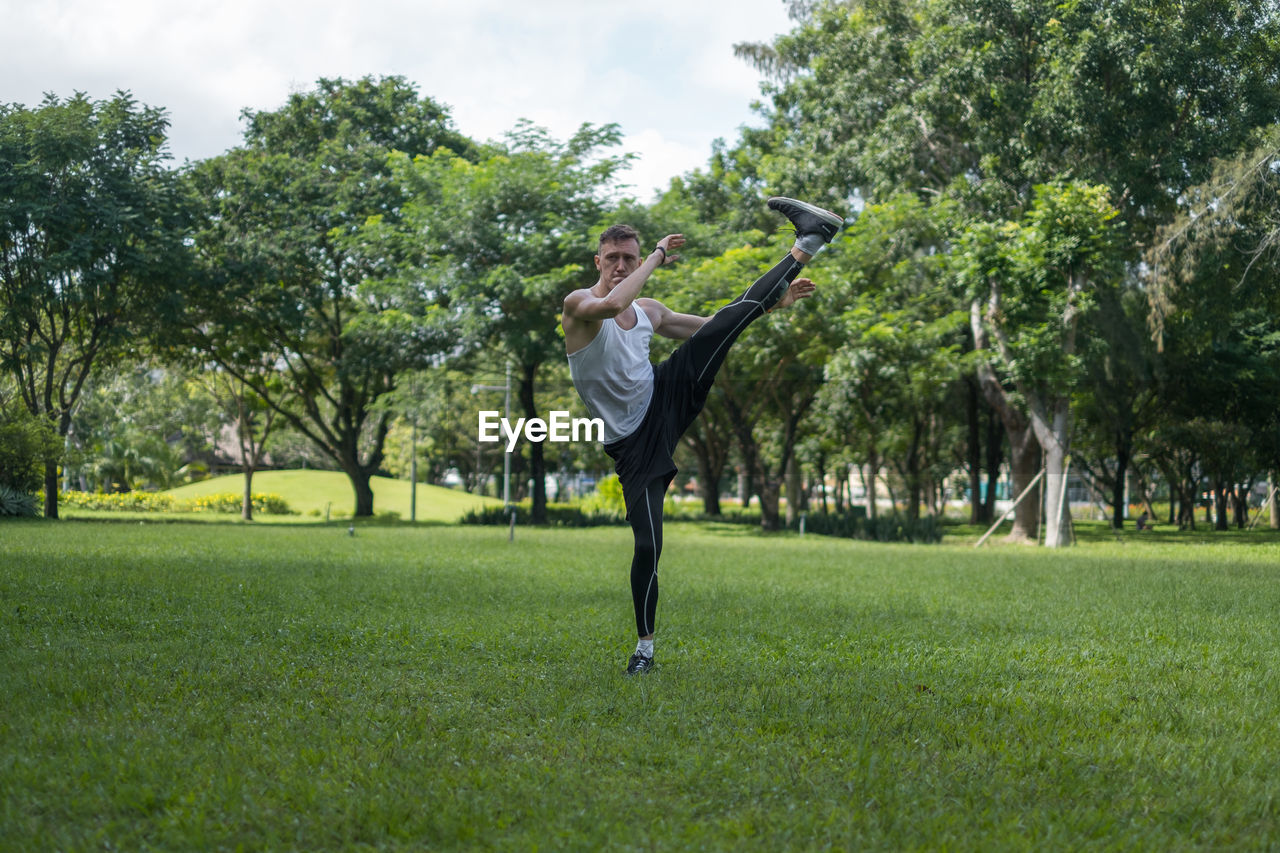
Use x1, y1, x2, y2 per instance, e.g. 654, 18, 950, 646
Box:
567, 307, 655, 442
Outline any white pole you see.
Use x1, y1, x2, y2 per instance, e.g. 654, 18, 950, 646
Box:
410, 379, 417, 524
1248, 484, 1278, 531
1052, 456, 1071, 548
503, 363, 511, 508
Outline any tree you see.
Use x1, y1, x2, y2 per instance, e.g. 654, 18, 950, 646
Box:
959, 182, 1126, 546
1148, 125, 1280, 529
0, 381, 60, 502
182, 77, 470, 516
822, 193, 964, 523
655, 241, 838, 530
69, 363, 218, 493
1071, 282, 1162, 529
0, 92, 190, 517
741, 0, 1280, 542
193, 369, 284, 521
405, 121, 631, 524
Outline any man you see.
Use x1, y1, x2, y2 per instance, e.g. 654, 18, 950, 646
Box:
563, 198, 844, 674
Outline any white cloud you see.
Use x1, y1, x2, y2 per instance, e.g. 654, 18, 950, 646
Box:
1, 0, 796, 193
616, 128, 706, 203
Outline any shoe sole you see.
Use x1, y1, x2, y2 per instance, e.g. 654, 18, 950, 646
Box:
767, 197, 844, 231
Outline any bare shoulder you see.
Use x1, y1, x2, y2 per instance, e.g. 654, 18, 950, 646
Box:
563, 289, 603, 354
635, 297, 670, 325
563, 287, 594, 317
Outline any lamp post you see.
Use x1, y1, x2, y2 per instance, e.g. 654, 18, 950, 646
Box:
409, 378, 418, 524
470, 363, 512, 507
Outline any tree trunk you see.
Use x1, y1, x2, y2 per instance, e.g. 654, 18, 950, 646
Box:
1110, 439, 1131, 530
1214, 481, 1228, 530
971, 314, 1038, 540
967, 377, 983, 524
351, 468, 375, 518
814, 453, 829, 514
982, 410, 1003, 525
681, 404, 731, 516
865, 450, 881, 521
697, 455, 722, 515
759, 475, 783, 531
905, 417, 923, 523
1040, 426, 1070, 548
242, 467, 255, 521
43, 461, 59, 519
1003, 422, 1041, 542
785, 456, 802, 525
1271, 473, 1280, 529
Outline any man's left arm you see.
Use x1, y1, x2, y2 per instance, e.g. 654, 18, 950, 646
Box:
645, 277, 817, 341
649, 304, 709, 340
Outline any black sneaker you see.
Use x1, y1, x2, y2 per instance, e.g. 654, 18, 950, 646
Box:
767, 197, 845, 244
625, 653, 654, 675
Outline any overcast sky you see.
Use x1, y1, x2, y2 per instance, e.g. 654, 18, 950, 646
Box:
2, 0, 796, 200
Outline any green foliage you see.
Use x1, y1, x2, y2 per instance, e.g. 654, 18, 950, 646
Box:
794, 509, 944, 543
405, 121, 633, 523
68, 364, 220, 492
460, 502, 624, 528
0, 404, 60, 493
0, 92, 191, 516
183, 76, 470, 517
53, 490, 293, 515
579, 474, 626, 517
753, 0, 1280, 230
956, 181, 1126, 392
0, 484, 39, 517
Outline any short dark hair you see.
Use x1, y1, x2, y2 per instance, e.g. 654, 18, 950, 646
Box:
598, 224, 641, 251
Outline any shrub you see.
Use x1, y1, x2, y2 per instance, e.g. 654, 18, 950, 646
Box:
53, 491, 294, 515
184, 493, 294, 515
793, 510, 944, 544
579, 475, 626, 517
0, 405, 60, 494
0, 484, 39, 517
460, 502, 624, 528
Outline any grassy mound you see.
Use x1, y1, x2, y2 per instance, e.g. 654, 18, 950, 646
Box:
162, 469, 501, 522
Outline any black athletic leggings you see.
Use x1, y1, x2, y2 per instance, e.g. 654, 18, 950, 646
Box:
626, 253, 804, 638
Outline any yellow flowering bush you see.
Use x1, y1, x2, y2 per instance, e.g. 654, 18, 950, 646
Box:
55, 491, 293, 515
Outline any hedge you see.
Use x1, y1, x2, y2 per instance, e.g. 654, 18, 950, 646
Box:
48, 491, 294, 515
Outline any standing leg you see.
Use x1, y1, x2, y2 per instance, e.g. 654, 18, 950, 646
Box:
625, 475, 666, 675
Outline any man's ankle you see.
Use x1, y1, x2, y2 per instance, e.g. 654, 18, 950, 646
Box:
793, 231, 827, 259
790, 246, 813, 265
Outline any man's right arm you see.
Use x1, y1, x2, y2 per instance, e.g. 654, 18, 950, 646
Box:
565, 255, 663, 322
564, 234, 685, 322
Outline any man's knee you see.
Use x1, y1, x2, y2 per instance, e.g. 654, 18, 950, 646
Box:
632, 530, 660, 562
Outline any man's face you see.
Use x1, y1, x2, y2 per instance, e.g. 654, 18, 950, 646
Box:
594, 239, 642, 288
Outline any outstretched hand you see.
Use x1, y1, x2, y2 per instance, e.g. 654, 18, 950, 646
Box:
656, 234, 685, 265
775, 277, 816, 311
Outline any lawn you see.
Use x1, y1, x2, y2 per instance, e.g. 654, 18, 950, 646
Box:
161, 469, 503, 522
3, 521, 1280, 849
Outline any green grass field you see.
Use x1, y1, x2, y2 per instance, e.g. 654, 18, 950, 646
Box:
4, 521, 1280, 849
161, 469, 503, 521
